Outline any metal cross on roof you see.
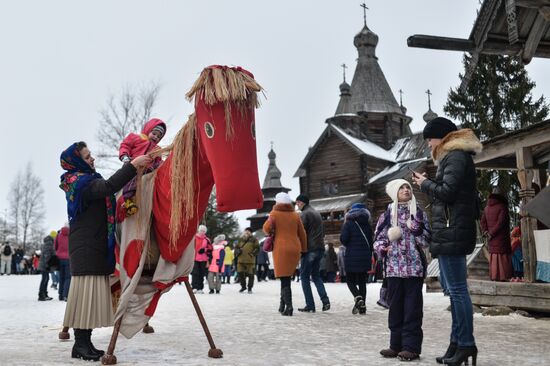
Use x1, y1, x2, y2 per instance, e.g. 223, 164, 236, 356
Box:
425, 89, 433, 109
360, 3, 368, 27
398, 89, 404, 107
341, 63, 347, 83
270, 141, 274, 150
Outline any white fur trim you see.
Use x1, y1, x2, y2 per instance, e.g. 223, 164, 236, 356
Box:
388, 226, 402, 242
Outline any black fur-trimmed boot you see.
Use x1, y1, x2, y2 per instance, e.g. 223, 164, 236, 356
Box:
72, 329, 100, 361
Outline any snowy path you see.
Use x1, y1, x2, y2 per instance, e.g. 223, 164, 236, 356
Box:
1, 275, 549, 365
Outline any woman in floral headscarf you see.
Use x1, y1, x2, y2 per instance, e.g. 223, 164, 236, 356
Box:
59, 141, 151, 362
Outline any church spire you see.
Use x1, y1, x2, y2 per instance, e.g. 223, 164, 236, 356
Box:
263, 144, 286, 190
423, 89, 438, 123
348, 8, 402, 115
335, 63, 352, 115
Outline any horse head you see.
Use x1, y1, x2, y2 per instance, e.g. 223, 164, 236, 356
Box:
153, 65, 264, 262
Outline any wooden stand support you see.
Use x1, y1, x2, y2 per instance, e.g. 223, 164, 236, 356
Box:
184, 280, 223, 358
101, 317, 123, 365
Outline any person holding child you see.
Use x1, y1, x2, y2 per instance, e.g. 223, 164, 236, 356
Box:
59, 141, 151, 361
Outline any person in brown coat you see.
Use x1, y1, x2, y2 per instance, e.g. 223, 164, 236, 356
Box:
263, 192, 307, 316
481, 187, 513, 281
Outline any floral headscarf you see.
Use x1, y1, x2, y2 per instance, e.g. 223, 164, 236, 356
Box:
59, 142, 116, 266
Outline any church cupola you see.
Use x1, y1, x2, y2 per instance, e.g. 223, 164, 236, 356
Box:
335, 63, 352, 115
423, 89, 438, 123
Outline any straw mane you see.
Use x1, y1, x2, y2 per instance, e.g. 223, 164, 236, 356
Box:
186, 66, 263, 138
151, 67, 263, 250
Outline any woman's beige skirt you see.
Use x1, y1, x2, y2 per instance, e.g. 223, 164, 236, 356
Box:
63, 275, 114, 329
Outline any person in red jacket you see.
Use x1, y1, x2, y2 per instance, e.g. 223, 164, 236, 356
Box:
481, 188, 513, 281
118, 118, 167, 216
55, 224, 71, 301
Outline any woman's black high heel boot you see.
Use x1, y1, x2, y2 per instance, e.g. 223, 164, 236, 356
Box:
436, 342, 457, 364
278, 294, 285, 313
444, 345, 477, 366
281, 287, 293, 316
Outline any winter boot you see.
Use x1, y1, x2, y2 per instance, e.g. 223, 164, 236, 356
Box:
380, 348, 399, 358
86, 329, 105, 356
443, 345, 477, 366
72, 329, 100, 361
377, 287, 389, 309
278, 294, 285, 313
436, 342, 457, 364
397, 350, 420, 361
38, 292, 53, 301
352, 296, 363, 315
281, 287, 293, 316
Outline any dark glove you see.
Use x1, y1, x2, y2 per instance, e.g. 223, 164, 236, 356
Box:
198, 248, 205, 254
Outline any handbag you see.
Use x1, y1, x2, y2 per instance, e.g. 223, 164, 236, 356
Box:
354, 221, 377, 275
263, 217, 275, 252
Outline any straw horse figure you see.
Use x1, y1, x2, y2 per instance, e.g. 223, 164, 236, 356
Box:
100, 66, 264, 365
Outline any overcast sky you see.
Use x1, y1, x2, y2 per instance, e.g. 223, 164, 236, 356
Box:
1, 1, 549, 237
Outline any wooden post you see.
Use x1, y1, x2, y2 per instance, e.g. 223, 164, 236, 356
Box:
516, 147, 538, 282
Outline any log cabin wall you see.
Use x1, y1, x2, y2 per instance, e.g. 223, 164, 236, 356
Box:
306, 133, 364, 200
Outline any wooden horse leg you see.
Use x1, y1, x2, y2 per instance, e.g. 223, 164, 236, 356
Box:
184, 280, 223, 358
101, 317, 123, 365
59, 326, 70, 340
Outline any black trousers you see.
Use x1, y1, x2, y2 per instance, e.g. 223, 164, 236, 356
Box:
387, 277, 424, 354
39, 271, 49, 295
257, 264, 269, 281
346, 272, 367, 300
191, 261, 207, 290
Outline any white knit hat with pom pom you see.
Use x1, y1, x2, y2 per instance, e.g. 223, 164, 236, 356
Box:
385, 179, 417, 242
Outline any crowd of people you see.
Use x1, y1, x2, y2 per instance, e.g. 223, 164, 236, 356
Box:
3, 116, 519, 365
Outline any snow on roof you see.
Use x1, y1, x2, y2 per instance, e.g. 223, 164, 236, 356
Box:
309, 193, 366, 213
332, 125, 395, 162
390, 133, 429, 162
368, 158, 427, 184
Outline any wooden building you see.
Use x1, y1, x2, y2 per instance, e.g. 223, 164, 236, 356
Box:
408, 0, 550, 312
294, 19, 434, 244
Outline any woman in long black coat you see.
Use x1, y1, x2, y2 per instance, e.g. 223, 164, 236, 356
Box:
340, 203, 373, 315
59, 141, 151, 361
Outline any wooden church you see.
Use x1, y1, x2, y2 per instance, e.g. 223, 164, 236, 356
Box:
294, 18, 438, 244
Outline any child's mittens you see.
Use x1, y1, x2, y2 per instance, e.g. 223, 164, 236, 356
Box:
121, 155, 131, 163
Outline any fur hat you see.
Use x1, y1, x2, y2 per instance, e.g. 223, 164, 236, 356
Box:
385, 179, 417, 242
197, 224, 207, 234
423, 117, 458, 139
276, 192, 293, 204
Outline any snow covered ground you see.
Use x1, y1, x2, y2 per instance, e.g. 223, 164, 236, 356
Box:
1, 275, 549, 365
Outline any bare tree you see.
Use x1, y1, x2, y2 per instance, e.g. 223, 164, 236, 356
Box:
8, 163, 46, 251
96, 81, 161, 158
8, 171, 23, 244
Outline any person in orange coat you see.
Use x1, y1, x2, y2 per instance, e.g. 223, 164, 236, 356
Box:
263, 192, 307, 316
